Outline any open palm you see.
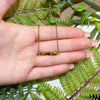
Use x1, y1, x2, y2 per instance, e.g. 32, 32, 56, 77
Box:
0, 0, 98, 86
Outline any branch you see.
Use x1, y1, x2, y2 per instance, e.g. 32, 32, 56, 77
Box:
66, 69, 100, 100
3, 9, 38, 20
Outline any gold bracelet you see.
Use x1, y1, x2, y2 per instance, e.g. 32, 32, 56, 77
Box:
38, 26, 59, 56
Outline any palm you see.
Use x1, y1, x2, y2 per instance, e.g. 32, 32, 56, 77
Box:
0, 0, 97, 86
0, 22, 37, 85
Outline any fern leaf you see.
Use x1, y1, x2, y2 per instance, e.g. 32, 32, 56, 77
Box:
17, 0, 24, 11
89, 27, 98, 39
3, 0, 22, 19
74, 72, 100, 100
15, 14, 33, 25
93, 48, 100, 68
23, 0, 34, 11
37, 82, 66, 100
60, 48, 99, 99
56, 19, 72, 26
31, 0, 44, 9
7, 16, 22, 24
25, 12, 39, 25
96, 31, 100, 41
30, 92, 43, 100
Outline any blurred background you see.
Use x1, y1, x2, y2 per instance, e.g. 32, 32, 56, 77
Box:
61, 0, 100, 19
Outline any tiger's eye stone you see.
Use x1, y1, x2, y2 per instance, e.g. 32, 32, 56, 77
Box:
46, 52, 50, 55
40, 52, 46, 55
39, 52, 58, 56
50, 52, 53, 56
53, 52, 57, 55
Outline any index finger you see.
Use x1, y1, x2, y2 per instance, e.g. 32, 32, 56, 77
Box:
35, 26, 90, 41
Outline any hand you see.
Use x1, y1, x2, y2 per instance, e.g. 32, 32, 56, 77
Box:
0, 0, 98, 86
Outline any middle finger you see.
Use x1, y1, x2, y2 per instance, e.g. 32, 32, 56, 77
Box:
36, 38, 97, 53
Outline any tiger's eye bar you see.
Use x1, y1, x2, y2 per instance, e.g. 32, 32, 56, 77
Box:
39, 52, 57, 56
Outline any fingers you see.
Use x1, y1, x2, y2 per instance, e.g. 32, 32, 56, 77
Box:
36, 38, 98, 53
0, 0, 17, 19
26, 64, 74, 81
4, 24, 89, 42
35, 51, 92, 67
35, 26, 90, 41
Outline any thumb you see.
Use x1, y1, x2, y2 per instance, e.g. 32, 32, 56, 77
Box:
0, 0, 17, 19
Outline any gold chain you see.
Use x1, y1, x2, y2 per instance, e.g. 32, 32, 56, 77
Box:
56, 26, 59, 54
38, 26, 40, 55
38, 26, 59, 56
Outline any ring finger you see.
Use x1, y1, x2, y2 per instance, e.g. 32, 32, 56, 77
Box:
35, 51, 92, 67
36, 38, 98, 53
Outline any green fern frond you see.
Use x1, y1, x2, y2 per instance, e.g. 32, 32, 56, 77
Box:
96, 31, 100, 41
25, 12, 39, 25
93, 48, 100, 68
37, 82, 66, 100
74, 72, 100, 100
22, 0, 34, 11
3, 0, 23, 19
56, 18, 72, 26
89, 27, 98, 39
60, 48, 100, 99
5, 9, 49, 26
59, 58, 95, 97
30, 92, 43, 100
6, 17, 21, 24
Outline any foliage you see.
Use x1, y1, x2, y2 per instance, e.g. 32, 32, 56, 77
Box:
0, 0, 100, 100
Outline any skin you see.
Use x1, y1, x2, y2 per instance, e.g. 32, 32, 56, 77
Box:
0, 0, 98, 86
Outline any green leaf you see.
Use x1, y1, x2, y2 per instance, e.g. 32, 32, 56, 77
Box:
81, 10, 92, 24
96, 31, 100, 41
75, 3, 85, 12
89, 17, 97, 22
10, 88, 17, 93
0, 95, 5, 100
22, 0, 33, 11
49, 15, 56, 24
22, 92, 29, 100
36, 85, 42, 92
81, 13, 86, 24
52, 8, 60, 13
28, 81, 33, 89
95, 22, 100, 30
18, 84, 23, 94
84, 10, 92, 17
0, 87, 7, 94
91, 13, 100, 19
38, 82, 66, 100
84, 0, 100, 11
7, 95, 14, 100
30, 92, 43, 100
89, 27, 98, 39
44, 91, 49, 98
15, 94, 23, 100
44, 0, 57, 7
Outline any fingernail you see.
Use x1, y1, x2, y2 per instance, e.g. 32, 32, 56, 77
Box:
85, 32, 90, 37
86, 51, 92, 58
68, 64, 74, 69
92, 40, 98, 46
